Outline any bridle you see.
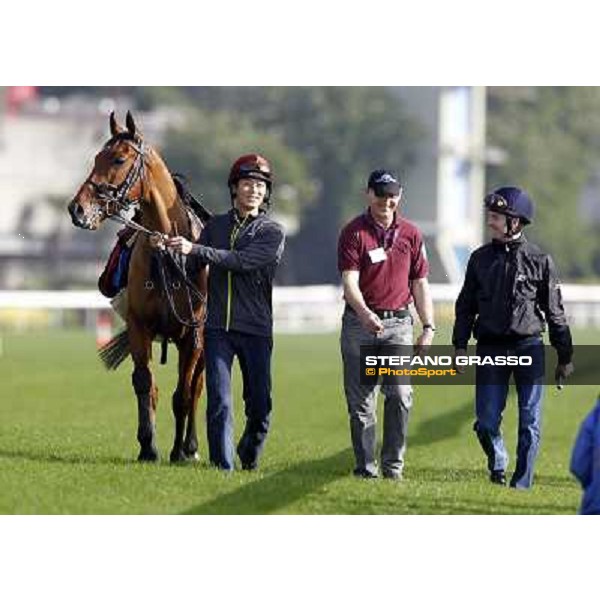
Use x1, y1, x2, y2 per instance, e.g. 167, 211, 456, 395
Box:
85, 134, 207, 332
87, 136, 148, 224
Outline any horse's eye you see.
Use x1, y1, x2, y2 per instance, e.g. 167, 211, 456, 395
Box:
113, 156, 127, 166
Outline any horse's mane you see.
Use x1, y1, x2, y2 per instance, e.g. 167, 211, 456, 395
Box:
171, 173, 212, 224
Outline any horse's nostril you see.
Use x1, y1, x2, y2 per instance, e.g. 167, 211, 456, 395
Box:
68, 201, 85, 224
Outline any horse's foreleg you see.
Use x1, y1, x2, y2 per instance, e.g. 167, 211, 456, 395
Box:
130, 326, 159, 462
183, 351, 205, 460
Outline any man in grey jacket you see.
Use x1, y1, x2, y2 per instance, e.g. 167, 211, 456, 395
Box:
167, 154, 285, 471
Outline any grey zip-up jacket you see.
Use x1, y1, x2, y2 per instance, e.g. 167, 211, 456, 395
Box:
189, 209, 285, 337
452, 236, 573, 363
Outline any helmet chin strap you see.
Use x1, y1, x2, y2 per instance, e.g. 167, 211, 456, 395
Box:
505, 215, 521, 238
229, 183, 271, 211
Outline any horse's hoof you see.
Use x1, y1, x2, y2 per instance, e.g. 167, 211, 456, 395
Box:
170, 449, 199, 464
170, 449, 187, 464
138, 448, 159, 462
184, 450, 200, 462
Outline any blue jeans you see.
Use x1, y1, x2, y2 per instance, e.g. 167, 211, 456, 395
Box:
204, 328, 273, 471
474, 337, 545, 489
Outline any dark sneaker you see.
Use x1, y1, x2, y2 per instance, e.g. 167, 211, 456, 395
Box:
237, 442, 257, 471
353, 468, 378, 479
490, 470, 507, 485
383, 471, 404, 481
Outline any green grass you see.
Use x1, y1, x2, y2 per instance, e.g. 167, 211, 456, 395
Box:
0, 326, 596, 514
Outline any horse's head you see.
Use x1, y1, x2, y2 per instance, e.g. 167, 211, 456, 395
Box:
68, 111, 148, 230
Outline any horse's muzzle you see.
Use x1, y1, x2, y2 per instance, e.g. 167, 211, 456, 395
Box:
68, 200, 91, 229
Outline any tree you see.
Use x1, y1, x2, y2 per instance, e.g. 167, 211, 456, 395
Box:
162, 88, 422, 283
40, 86, 424, 283
161, 108, 316, 219
487, 87, 600, 278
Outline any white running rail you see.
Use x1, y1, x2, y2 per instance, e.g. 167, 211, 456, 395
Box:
1, 285, 600, 332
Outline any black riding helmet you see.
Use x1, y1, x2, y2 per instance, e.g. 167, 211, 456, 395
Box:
484, 186, 534, 225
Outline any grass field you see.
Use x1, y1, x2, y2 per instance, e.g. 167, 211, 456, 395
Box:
0, 325, 596, 514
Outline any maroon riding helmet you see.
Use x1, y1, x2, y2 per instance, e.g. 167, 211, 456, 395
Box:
228, 154, 273, 203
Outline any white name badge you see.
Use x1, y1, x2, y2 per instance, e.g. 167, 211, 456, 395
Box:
368, 247, 387, 264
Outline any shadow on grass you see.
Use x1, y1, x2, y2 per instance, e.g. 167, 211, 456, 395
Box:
406, 466, 578, 514
183, 449, 354, 515
403, 490, 577, 514
184, 401, 476, 514
410, 399, 473, 447
535, 473, 577, 487
411, 465, 575, 486
401, 499, 576, 514
0, 447, 159, 468
408, 466, 484, 484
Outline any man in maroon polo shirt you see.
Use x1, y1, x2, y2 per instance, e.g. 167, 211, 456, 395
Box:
338, 169, 435, 479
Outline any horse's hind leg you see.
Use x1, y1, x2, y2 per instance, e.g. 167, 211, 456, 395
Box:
170, 379, 187, 463
170, 334, 202, 463
130, 324, 159, 462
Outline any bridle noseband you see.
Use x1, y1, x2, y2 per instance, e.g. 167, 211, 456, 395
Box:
88, 137, 147, 218
81, 133, 207, 335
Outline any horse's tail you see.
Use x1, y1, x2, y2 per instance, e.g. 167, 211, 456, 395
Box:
98, 329, 131, 371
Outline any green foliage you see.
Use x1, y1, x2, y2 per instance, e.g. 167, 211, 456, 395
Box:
137, 87, 423, 282
0, 329, 591, 514
38, 86, 424, 282
178, 87, 422, 221
160, 108, 316, 217
42, 87, 600, 279
487, 87, 600, 278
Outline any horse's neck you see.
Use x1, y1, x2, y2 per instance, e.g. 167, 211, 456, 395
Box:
142, 151, 188, 236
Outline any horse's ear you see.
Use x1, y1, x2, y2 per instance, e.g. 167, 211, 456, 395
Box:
125, 111, 137, 138
109, 111, 123, 137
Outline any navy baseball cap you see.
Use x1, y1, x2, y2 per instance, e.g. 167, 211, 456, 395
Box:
367, 169, 402, 197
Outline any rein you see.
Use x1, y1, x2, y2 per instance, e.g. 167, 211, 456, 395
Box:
93, 136, 207, 332
109, 212, 156, 237
157, 250, 206, 333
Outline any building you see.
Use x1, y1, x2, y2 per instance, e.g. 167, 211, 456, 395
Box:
393, 86, 487, 283
0, 89, 168, 289
0, 86, 487, 289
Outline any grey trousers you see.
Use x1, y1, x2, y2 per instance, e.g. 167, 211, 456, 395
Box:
340, 309, 414, 477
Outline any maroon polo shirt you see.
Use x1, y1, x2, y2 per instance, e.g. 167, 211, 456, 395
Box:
337, 210, 429, 310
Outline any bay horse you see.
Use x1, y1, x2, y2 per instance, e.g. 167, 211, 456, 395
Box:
68, 111, 208, 463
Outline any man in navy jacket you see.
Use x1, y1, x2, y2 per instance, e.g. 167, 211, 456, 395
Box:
167, 154, 285, 471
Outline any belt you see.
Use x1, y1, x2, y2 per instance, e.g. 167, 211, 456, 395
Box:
373, 308, 410, 319
346, 305, 410, 319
